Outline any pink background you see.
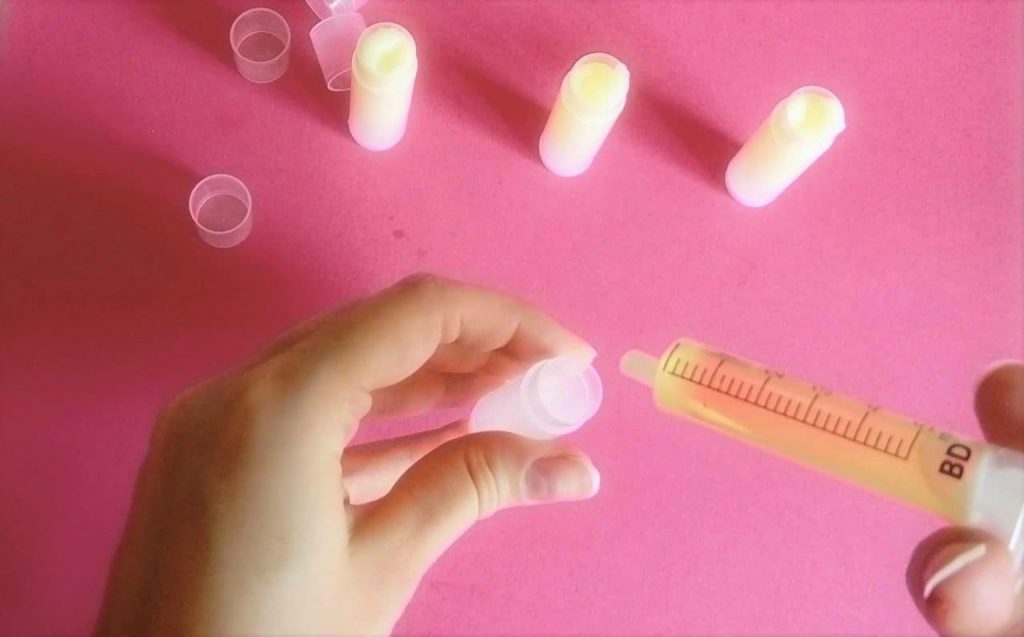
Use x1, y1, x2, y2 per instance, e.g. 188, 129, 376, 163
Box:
2, 1, 1022, 634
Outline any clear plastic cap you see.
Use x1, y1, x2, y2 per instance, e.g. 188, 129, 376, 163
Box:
310, 12, 367, 91
188, 174, 253, 248
771, 86, 846, 146
230, 8, 291, 84
470, 356, 603, 440
305, 0, 368, 20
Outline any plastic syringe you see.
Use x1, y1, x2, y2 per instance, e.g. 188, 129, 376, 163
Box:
622, 339, 1024, 567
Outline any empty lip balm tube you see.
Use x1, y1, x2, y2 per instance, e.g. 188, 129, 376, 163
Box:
348, 22, 418, 151
725, 86, 845, 207
539, 53, 630, 177
230, 8, 291, 84
188, 174, 253, 248
305, 0, 368, 21
310, 12, 367, 91
469, 356, 603, 440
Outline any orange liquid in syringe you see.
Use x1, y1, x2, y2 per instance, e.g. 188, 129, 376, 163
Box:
623, 340, 983, 524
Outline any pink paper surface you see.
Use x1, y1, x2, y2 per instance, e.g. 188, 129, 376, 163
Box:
1, 1, 1021, 634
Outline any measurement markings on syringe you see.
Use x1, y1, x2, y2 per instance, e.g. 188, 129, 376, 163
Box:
663, 352, 921, 460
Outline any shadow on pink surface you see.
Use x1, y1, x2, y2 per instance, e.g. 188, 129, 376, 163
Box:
442, 51, 547, 162
634, 81, 740, 191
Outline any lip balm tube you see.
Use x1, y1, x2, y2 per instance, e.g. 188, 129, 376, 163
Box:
348, 22, 418, 151
470, 356, 603, 440
725, 86, 845, 207
539, 53, 630, 177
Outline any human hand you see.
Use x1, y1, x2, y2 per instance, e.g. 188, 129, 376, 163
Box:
907, 363, 1024, 636
95, 276, 600, 637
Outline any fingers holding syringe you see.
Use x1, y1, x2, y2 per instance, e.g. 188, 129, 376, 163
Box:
974, 362, 1024, 451
907, 527, 1020, 636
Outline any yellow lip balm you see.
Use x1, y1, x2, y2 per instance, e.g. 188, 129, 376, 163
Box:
539, 53, 630, 177
725, 86, 845, 207
349, 22, 418, 151
622, 340, 1024, 569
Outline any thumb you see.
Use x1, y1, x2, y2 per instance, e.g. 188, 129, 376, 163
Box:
349, 432, 599, 582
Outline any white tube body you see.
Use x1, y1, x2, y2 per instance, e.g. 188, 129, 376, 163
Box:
726, 86, 845, 207
539, 53, 629, 177
349, 23, 417, 151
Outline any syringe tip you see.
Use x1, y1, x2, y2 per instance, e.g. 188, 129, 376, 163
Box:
620, 350, 657, 387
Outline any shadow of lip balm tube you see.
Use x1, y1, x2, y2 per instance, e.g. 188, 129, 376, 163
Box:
348, 22, 418, 151
725, 86, 845, 207
470, 357, 604, 440
539, 52, 630, 177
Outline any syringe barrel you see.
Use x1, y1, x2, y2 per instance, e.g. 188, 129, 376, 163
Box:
639, 339, 1024, 567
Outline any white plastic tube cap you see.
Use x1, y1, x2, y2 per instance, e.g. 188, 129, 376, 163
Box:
470, 356, 603, 440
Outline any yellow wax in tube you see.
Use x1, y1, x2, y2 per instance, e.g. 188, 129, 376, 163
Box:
622, 339, 1024, 566
539, 52, 629, 177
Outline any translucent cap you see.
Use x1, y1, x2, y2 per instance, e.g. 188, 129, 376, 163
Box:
230, 8, 291, 84
310, 12, 367, 91
305, 0, 368, 20
188, 174, 253, 248
470, 356, 603, 440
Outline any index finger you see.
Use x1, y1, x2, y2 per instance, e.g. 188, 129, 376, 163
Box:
276, 275, 594, 442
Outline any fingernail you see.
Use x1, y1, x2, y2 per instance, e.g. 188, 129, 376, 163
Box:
523, 455, 600, 502
922, 542, 988, 599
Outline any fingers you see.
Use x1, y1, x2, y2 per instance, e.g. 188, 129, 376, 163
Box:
975, 362, 1024, 451
907, 528, 1021, 636
274, 275, 594, 445
349, 433, 599, 586
341, 422, 469, 505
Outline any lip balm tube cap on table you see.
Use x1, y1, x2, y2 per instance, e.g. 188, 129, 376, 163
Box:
348, 22, 418, 151
305, 0, 368, 20
725, 86, 845, 207
539, 52, 630, 177
229, 8, 291, 84
470, 356, 604, 440
310, 11, 367, 91
188, 174, 253, 249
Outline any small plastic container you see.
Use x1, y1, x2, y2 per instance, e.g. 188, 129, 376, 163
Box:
305, 0, 368, 20
349, 22, 418, 151
725, 86, 846, 207
230, 8, 291, 84
310, 12, 367, 91
188, 174, 253, 248
470, 356, 603, 440
539, 52, 630, 177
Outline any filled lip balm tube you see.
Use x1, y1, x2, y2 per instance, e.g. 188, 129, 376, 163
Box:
725, 86, 845, 207
348, 22, 418, 151
622, 339, 1024, 568
539, 52, 630, 177
470, 356, 603, 440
